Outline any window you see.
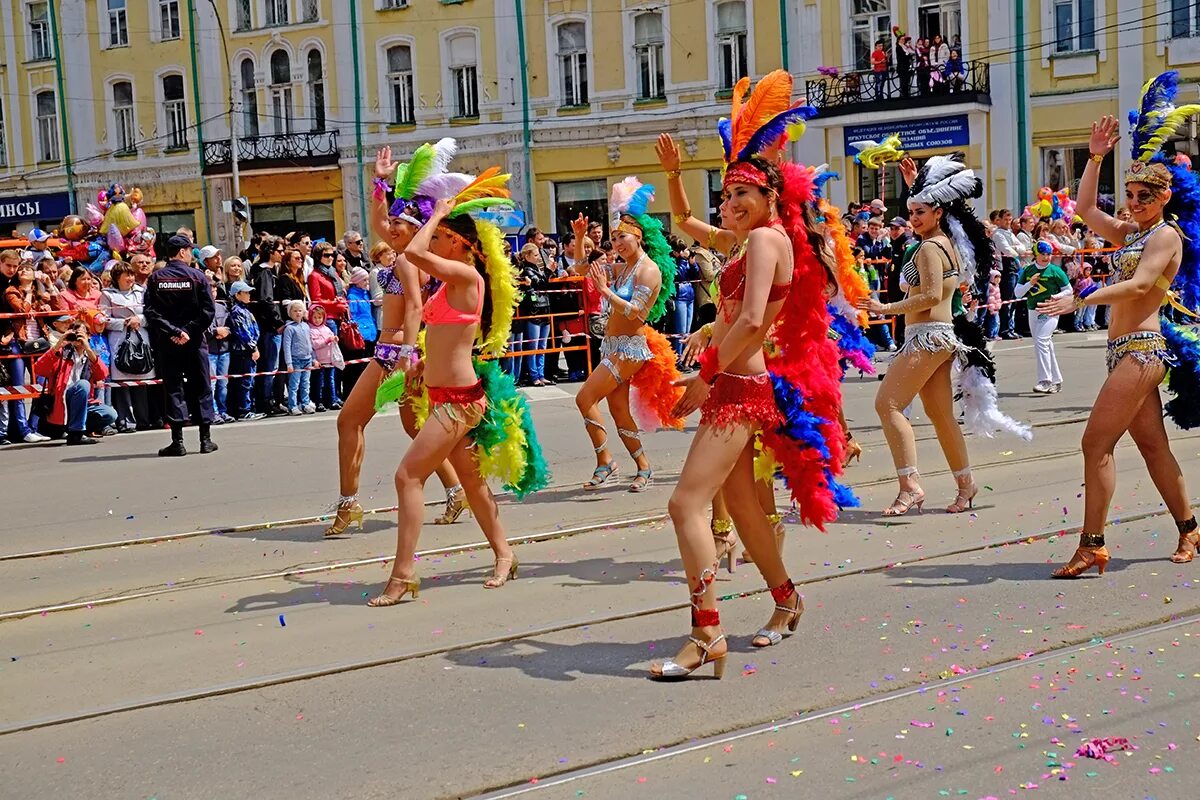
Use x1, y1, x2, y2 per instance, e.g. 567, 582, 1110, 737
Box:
302, 0, 319, 22
554, 179, 607, 236
159, 0, 181, 40
918, 0, 961, 46
1043, 145, 1115, 205
851, 0, 891, 72
265, 0, 288, 26
381, 0, 409, 7
162, 74, 188, 150
107, 0, 128, 48
1171, 0, 1200, 39
29, 2, 52, 61
240, 58, 260, 137
235, 0, 251, 31
35, 90, 58, 162
448, 34, 479, 118
635, 12, 665, 100
387, 44, 415, 124
269, 51, 294, 135
113, 81, 136, 154
1053, 0, 1096, 54
0, 98, 7, 167
707, 170, 724, 225
716, 1, 748, 91
557, 22, 589, 106
307, 50, 325, 132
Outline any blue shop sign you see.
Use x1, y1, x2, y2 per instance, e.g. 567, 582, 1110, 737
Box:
844, 114, 970, 157
0, 191, 72, 225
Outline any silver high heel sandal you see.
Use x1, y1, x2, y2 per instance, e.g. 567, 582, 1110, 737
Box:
883, 467, 926, 517
650, 567, 727, 681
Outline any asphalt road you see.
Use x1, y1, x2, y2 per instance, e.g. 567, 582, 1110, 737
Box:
2, 332, 1197, 800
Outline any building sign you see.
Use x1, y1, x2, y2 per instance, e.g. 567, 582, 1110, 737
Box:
0, 192, 72, 225
844, 114, 970, 157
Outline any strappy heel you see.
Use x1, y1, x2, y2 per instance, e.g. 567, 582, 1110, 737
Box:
741, 514, 786, 565
583, 462, 618, 489
366, 575, 421, 606
649, 567, 727, 681
433, 485, 469, 525
1170, 517, 1199, 564
883, 467, 925, 517
712, 518, 737, 573
621, 430, 652, 493
751, 580, 804, 648
629, 469, 653, 492
484, 555, 519, 588
946, 468, 978, 514
843, 435, 863, 467
324, 496, 364, 537
1051, 534, 1110, 578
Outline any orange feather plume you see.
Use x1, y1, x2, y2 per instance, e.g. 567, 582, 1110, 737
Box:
729, 70, 795, 161
822, 201, 870, 326
452, 167, 511, 203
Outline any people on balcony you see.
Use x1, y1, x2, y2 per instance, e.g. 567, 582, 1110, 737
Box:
897, 35, 916, 98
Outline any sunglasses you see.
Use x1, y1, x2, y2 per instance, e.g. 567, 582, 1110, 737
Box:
349, 239, 363, 245
320, 252, 334, 258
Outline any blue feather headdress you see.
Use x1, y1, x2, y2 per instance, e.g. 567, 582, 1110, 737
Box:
716, 70, 818, 167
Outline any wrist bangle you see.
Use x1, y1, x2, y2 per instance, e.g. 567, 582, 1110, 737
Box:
697, 345, 720, 385
673, 210, 691, 225
667, 169, 681, 179
700, 322, 714, 339
1089, 152, 1105, 164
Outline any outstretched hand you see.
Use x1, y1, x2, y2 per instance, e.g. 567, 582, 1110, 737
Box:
898, 157, 918, 187
656, 133, 682, 173
571, 213, 589, 238
375, 146, 398, 181
671, 375, 710, 418
1089, 116, 1120, 156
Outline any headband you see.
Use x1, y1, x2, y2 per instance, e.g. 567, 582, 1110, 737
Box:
1124, 160, 1173, 192
613, 220, 644, 240
438, 222, 484, 262
723, 162, 770, 190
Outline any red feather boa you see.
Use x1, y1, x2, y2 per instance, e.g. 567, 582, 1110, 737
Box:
761, 162, 847, 530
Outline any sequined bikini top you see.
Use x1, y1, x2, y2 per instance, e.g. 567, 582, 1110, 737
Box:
717, 221, 792, 303
1112, 221, 1168, 283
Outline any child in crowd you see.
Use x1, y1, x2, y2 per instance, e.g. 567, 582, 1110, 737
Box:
227, 281, 264, 421
1073, 264, 1098, 331
858, 245, 896, 352
206, 282, 236, 424
307, 305, 341, 412
985, 269, 1002, 340
281, 300, 315, 415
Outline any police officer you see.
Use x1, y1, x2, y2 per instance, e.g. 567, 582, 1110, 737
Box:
144, 234, 218, 456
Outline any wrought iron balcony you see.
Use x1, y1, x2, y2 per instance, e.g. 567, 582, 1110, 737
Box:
201, 130, 340, 175
804, 60, 990, 118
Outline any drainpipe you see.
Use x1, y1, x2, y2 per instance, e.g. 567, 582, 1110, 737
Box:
1015, 3, 1029, 202
515, 0, 534, 220
186, 0, 211, 240
349, 0, 367, 231
46, 0, 75, 212
778, 0, 789, 71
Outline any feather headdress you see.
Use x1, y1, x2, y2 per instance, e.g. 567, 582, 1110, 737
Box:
849, 134, 906, 169
393, 138, 456, 201
908, 153, 983, 206
717, 70, 818, 165
1128, 72, 1200, 164
446, 167, 513, 218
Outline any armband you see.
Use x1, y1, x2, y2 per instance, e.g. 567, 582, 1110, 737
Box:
673, 210, 691, 225
666, 169, 682, 179
372, 177, 392, 201
624, 284, 653, 318
697, 346, 720, 385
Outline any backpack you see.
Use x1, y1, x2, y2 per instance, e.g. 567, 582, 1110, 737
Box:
115, 329, 154, 375
230, 304, 260, 352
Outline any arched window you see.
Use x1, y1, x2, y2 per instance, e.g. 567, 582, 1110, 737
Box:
240, 58, 260, 137
386, 44, 415, 124
35, 89, 59, 162
112, 80, 135, 153
269, 50, 294, 135
716, 1, 748, 90
307, 50, 325, 132
634, 12, 665, 100
162, 74, 188, 150
447, 34, 478, 118
557, 22, 588, 106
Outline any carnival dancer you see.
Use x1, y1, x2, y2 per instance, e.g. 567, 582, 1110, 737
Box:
1036, 74, 1199, 574
650, 70, 845, 680
367, 169, 549, 605
856, 153, 1030, 517
326, 141, 466, 536
570, 178, 683, 492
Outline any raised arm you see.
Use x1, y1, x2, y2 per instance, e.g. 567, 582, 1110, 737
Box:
1078, 117, 1138, 244
569, 214, 590, 275
370, 147, 399, 244
656, 133, 738, 255
403, 199, 483, 286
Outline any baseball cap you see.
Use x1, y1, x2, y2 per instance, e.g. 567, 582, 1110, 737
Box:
889, 216, 909, 227
28, 228, 51, 243
229, 280, 253, 295
869, 199, 887, 210
199, 245, 221, 261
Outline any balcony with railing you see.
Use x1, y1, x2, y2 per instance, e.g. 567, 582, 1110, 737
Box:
804, 60, 990, 118
201, 130, 339, 175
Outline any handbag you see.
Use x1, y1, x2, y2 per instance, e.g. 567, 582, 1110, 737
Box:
338, 319, 365, 351
115, 329, 154, 375
20, 337, 49, 355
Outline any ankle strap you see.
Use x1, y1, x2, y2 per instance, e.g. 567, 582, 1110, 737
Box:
770, 579, 796, 605
336, 494, 358, 507
1080, 532, 1106, 548
896, 466, 919, 478
1178, 516, 1198, 535
951, 467, 973, 479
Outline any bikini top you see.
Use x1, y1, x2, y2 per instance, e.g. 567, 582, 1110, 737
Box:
379, 265, 442, 297
717, 222, 792, 303
422, 271, 483, 327
1112, 221, 1168, 283
901, 240, 959, 289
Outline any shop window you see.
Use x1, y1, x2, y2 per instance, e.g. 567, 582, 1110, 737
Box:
716, 1, 747, 91
108, 0, 128, 48
1053, 0, 1096, 54
35, 90, 58, 162
707, 169, 723, 225
554, 179, 607, 237
240, 57, 260, 137
635, 12, 665, 100
146, 210, 197, 238
448, 34, 479, 119
387, 44, 416, 124
307, 50, 325, 132
270, 50, 294, 135
851, 0, 891, 72
1042, 145, 1115, 206
858, 163, 902, 216
113, 81, 136, 154
557, 22, 589, 106
162, 74, 188, 151
159, 0, 181, 40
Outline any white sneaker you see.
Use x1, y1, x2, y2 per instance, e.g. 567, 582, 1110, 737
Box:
303, 403, 316, 414
289, 407, 303, 416
1050, 383, 1062, 393
23, 432, 50, 443
1032, 381, 1052, 394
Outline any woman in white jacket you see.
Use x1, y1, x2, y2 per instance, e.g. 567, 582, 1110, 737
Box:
100, 262, 156, 431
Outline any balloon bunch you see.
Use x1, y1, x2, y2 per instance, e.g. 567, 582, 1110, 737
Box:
64, 184, 155, 272
1025, 186, 1077, 222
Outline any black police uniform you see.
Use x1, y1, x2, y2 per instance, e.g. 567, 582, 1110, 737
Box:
145, 257, 217, 431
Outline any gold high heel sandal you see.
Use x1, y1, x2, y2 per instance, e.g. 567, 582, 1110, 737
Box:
741, 514, 786, 565
1051, 534, 1110, 578
1170, 517, 1199, 564
843, 436, 863, 467
484, 555, 519, 588
712, 518, 737, 573
324, 496, 364, 537
433, 485, 469, 525
366, 575, 421, 606
946, 468, 978, 514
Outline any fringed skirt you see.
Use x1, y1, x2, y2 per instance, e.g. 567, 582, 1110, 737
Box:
427, 381, 487, 430
898, 321, 970, 358
700, 372, 784, 431
600, 333, 653, 362
1106, 331, 1175, 373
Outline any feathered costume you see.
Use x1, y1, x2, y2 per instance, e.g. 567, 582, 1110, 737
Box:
710, 70, 852, 529
376, 164, 549, 498
605, 177, 686, 432
905, 154, 1033, 442
1122, 71, 1200, 428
